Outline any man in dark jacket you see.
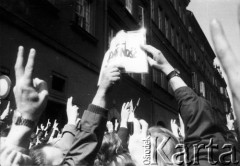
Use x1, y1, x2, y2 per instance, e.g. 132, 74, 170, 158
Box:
141, 44, 240, 165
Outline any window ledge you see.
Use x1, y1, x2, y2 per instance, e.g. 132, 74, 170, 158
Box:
71, 23, 98, 45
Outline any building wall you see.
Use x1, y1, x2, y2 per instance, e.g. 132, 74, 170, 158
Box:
0, 0, 231, 130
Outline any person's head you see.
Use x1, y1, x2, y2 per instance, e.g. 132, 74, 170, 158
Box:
30, 143, 64, 165
96, 132, 135, 166
156, 121, 166, 128
148, 126, 179, 166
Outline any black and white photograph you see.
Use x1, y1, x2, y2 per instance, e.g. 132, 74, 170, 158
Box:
0, 0, 240, 165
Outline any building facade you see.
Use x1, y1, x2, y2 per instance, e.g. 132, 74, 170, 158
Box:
0, 0, 231, 129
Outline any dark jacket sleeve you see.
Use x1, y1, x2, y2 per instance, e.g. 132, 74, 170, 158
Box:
174, 87, 223, 144
54, 124, 77, 155
117, 127, 129, 152
62, 104, 108, 166
174, 86, 237, 164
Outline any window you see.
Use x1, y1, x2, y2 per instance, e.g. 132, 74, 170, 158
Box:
179, 6, 182, 19
141, 74, 147, 87
225, 89, 229, 98
151, 0, 155, 21
161, 72, 167, 89
199, 81, 205, 97
153, 69, 167, 90
165, 16, 169, 39
193, 51, 197, 62
181, 40, 184, 58
126, 0, 133, 14
153, 68, 158, 83
176, 34, 179, 53
171, 25, 174, 45
185, 45, 189, 64
138, 6, 144, 26
0, 66, 10, 76
220, 87, 224, 94
224, 102, 228, 113
74, 0, 93, 34
158, 7, 162, 30
51, 72, 67, 94
192, 72, 198, 92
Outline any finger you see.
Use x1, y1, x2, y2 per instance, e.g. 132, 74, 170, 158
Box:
122, 102, 126, 111
125, 102, 130, 110
73, 105, 79, 110
110, 71, 121, 76
111, 76, 121, 82
109, 67, 121, 73
210, 19, 235, 75
6, 101, 10, 110
6, 150, 18, 166
147, 56, 156, 67
67, 97, 73, 106
139, 119, 148, 138
24, 48, 36, 84
14, 46, 24, 80
141, 44, 160, 57
133, 118, 141, 135
12, 152, 22, 165
33, 78, 48, 101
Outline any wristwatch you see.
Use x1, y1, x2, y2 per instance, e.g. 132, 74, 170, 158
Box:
14, 116, 35, 128
166, 69, 180, 81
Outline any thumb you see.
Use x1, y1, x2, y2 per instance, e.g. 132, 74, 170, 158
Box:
147, 56, 157, 67
33, 78, 48, 102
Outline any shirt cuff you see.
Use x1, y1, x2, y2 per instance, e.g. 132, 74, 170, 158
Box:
87, 104, 108, 118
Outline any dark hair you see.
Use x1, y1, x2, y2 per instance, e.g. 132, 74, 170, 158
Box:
156, 121, 166, 128
29, 143, 52, 166
96, 133, 135, 166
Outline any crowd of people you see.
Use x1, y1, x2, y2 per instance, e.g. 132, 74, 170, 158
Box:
0, 11, 240, 166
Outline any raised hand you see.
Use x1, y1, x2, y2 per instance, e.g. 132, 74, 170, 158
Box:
170, 119, 179, 138
46, 119, 51, 127
98, 64, 122, 91
178, 114, 185, 138
141, 45, 174, 75
114, 119, 119, 131
226, 113, 234, 130
128, 118, 149, 166
93, 64, 122, 108
53, 119, 59, 130
40, 123, 45, 131
106, 121, 114, 133
44, 119, 51, 131
128, 100, 135, 122
210, 15, 240, 125
36, 126, 41, 134
66, 97, 79, 125
44, 131, 48, 138
0, 101, 13, 120
13, 46, 48, 121
120, 102, 131, 128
